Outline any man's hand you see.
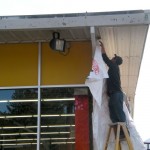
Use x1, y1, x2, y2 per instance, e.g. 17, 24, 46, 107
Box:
98, 40, 106, 53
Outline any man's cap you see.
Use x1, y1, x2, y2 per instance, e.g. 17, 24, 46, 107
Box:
114, 54, 123, 65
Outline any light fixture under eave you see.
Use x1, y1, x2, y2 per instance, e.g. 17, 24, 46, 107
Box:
49, 32, 66, 52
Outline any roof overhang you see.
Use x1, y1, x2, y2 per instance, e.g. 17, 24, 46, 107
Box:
0, 10, 150, 114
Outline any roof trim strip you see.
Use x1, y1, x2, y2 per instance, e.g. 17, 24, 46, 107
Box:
0, 10, 150, 30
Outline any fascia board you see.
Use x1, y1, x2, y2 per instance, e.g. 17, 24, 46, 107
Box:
0, 10, 150, 30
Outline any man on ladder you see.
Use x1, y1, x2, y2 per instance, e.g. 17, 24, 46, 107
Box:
99, 40, 126, 140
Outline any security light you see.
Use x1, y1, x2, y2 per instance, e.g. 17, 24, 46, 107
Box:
49, 32, 66, 52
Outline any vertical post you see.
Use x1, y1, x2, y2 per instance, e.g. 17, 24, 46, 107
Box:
74, 88, 91, 150
90, 26, 96, 58
37, 42, 41, 150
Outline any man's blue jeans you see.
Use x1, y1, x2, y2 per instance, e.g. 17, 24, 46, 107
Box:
108, 91, 126, 123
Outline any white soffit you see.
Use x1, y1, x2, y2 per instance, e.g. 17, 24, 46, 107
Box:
97, 25, 148, 101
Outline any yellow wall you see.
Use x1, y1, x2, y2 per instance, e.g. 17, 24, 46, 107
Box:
0, 42, 92, 86
0, 43, 38, 86
41, 42, 92, 85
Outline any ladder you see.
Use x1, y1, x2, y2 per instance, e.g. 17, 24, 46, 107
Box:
104, 122, 133, 150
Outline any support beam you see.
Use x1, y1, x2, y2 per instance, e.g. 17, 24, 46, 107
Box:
90, 26, 97, 58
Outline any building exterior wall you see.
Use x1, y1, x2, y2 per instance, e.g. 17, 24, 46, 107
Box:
0, 41, 92, 87
0, 43, 38, 86
0, 41, 92, 150
41, 41, 92, 85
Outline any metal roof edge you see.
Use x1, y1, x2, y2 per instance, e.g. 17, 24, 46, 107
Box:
0, 10, 145, 19
0, 9, 150, 30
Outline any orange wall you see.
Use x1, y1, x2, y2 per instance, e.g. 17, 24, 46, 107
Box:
0, 43, 38, 86
0, 42, 92, 86
41, 42, 92, 85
